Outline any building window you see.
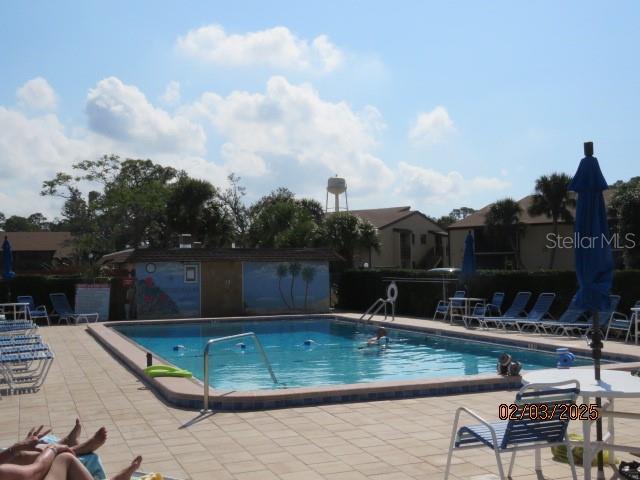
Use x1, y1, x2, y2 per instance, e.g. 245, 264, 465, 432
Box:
420, 234, 427, 245
184, 264, 198, 283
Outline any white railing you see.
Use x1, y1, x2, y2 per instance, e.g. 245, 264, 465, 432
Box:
201, 332, 278, 412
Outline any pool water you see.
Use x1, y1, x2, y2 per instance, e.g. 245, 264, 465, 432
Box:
115, 318, 594, 391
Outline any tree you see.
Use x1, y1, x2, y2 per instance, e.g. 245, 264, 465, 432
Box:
0, 212, 5, 230
435, 214, 457, 229
484, 198, 525, 269
610, 176, 640, 268
42, 155, 179, 251
276, 264, 291, 309
450, 207, 476, 221
325, 212, 381, 266
218, 173, 249, 246
3, 213, 50, 231
527, 173, 575, 269
247, 188, 325, 248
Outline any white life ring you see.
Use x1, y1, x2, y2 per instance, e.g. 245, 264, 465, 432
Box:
386, 282, 398, 303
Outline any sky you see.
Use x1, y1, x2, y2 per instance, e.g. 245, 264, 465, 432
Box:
0, 1, 638, 220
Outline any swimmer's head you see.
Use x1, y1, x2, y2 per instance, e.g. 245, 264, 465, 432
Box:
376, 327, 387, 339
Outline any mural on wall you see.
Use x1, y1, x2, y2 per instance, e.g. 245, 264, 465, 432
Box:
243, 261, 330, 314
134, 262, 200, 319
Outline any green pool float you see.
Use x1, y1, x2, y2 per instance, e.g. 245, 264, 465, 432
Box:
144, 365, 192, 378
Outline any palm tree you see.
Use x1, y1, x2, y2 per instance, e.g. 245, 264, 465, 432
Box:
288, 262, 302, 308
276, 264, 290, 309
527, 173, 575, 269
485, 198, 525, 269
301, 265, 316, 310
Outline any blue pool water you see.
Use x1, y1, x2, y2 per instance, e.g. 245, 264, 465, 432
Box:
115, 318, 594, 391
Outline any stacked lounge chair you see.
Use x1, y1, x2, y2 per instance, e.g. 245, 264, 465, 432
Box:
515, 294, 587, 334
0, 336, 54, 394
497, 292, 556, 331
16, 295, 50, 326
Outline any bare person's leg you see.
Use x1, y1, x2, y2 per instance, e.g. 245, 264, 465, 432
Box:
72, 427, 107, 455
110, 455, 142, 480
43, 453, 93, 480
60, 419, 81, 447
6, 451, 40, 466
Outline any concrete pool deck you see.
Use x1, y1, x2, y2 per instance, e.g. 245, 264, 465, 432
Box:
1, 316, 639, 479
87, 313, 640, 410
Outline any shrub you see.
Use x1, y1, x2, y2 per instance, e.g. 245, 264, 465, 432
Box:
337, 269, 640, 317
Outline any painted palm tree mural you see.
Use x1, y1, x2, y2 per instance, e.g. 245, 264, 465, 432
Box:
301, 265, 316, 310
288, 262, 301, 308
276, 263, 291, 308
243, 261, 329, 313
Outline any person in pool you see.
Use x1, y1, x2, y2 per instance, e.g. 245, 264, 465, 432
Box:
367, 327, 389, 346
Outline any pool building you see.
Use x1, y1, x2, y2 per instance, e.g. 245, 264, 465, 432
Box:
99, 247, 342, 319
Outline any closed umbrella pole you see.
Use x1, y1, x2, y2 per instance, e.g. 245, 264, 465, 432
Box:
2, 235, 16, 302
568, 142, 613, 480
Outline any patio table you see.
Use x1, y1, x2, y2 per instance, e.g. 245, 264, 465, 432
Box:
523, 368, 640, 480
448, 297, 484, 323
0, 302, 30, 321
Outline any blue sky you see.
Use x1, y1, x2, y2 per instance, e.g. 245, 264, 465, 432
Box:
1, 0, 638, 219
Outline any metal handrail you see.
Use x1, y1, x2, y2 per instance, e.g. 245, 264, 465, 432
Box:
201, 332, 277, 412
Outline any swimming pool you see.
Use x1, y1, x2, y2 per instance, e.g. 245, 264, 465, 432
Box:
114, 317, 593, 391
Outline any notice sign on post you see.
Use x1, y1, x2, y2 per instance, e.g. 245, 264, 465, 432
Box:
75, 284, 110, 321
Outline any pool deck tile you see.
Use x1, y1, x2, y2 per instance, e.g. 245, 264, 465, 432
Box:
2, 316, 640, 479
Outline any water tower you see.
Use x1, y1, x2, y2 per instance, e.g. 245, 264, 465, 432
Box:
326, 176, 348, 212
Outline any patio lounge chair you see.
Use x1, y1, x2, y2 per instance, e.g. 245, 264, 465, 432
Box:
0, 321, 37, 336
16, 295, 50, 326
477, 292, 532, 329
444, 380, 579, 480
552, 295, 621, 337
493, 292, 556, 331
516, 294, 587, 334
606, 299, 640, 342
49, 293, 99, 324
462, 292, 505, 328
433, 290, 465, 321
0, 345, 54, 394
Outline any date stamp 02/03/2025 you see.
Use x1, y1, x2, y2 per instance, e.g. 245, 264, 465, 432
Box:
499, 403, 600, 421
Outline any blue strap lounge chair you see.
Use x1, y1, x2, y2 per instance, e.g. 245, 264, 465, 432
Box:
516, 295, 587, 334
0, 347, 54, 394
433, 290, 465, 321
49, 293, 99, 324
605, 299, 640, 342
16, 295, 50, 326
494, 292, 556, 331
444, 380, 579, 480
552, 295, 621, 337
0, 334, 42, 346
478, 292, 532, 329
0, 321, 37, 336
462, 292, 505, 328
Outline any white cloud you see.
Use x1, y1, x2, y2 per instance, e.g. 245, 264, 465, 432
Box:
161, 80, 181, 105
86, 77, 205, 155
176, 24, 343, 73
185, 76, 393, 192
409, 106, 455, 145
16, 77, 58, 111
396, 161, 510, 204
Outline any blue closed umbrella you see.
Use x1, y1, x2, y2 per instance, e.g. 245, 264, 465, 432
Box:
461, 230, 476, 275
568, 142, 612, 478
2, 236, 15, 280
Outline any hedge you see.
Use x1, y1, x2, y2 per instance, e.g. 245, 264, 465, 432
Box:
0, 275, 125, 320
336, 269, 640, 318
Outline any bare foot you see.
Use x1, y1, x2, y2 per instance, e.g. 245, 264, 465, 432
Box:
72, 427, 107, 455
110, 455, 142, 480
60, 419, 81, 447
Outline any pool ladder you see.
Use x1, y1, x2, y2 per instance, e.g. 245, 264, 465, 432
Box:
201, 332, 278, 412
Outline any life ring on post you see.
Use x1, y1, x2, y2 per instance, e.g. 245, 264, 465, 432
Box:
386, 281, 398, 303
